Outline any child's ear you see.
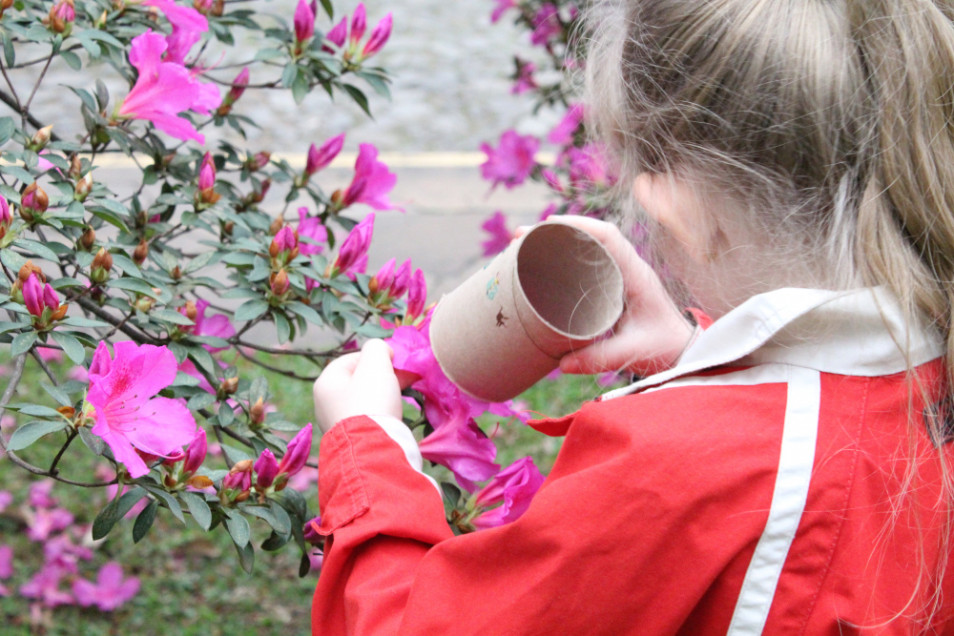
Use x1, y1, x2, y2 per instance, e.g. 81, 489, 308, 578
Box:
631, 173, 718, 263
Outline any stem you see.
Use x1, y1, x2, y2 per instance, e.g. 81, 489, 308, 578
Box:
29, 346, 58, 384
47, 428, 77, 476
23, 52, 54, 115
236, 346, 318, 381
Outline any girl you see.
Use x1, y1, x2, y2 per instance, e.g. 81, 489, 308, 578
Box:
310, 0, 954, 633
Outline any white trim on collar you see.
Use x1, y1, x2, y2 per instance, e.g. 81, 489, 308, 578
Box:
602, 287, 943, 401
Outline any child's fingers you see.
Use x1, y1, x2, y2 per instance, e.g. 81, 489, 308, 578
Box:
351, 339, 396, 388
559, 337, 634, 375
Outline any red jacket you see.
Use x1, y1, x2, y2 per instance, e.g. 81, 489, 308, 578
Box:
312, 288, 954, 634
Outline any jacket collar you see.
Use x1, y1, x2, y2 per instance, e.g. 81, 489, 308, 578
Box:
602, 287, 944, 401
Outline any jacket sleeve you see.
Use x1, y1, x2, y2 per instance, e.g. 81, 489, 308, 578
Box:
312, 399, 776, 636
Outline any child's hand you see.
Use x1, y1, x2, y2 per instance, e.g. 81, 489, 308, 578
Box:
313, 339, 404, 434
519, 216, 695, 377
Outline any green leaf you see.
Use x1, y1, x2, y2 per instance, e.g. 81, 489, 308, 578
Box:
61, 316, 110, 328
180, 491, 212, 531
60, 49, 81, 70
261, 531, 289, 551
152, 308, 195, 326
292, 72, 309, 104
91, 487, 148, 540
234, 299, 269, 322
11, 331, 37, 357
132, 500, 159, 543
342, 84, 372, 117
319, 0, 333, 18
78, 426, 106, 456
6, 420, 67, 451
244, 503, 291, 536
187, 392, 216, 411
10, 404, 62, 417
281, 63, 298, 88
14, 238, 60, 262
286, 301, 323, 325
0, 116, 13, 145
224, 509, 250, 547
41, 382, 72, 407
142, 485, 185, 523
108, 278, 161, 298
233, 537, 255, 574
274, 311, 291, 344
50, 331, 85, 364
299, 551, 311, 577
1, 32, 14, 68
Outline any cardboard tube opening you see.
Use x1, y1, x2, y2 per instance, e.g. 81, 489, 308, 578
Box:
516, 223, 622, 338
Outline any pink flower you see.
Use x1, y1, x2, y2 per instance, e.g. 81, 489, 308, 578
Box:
20, 564, 74, 607
511, 59, 537, 95
198, 152, 215, 190
406, 269, 427, 321
348, 3, 366, 45
142, 0, 208, 64
306, 133, 345, 175
371, 258, 396, 294
530, 3, 561, 47
548, 103, 584, 146
182, 428, 207, 475
419, 414, 499, 492
226, 67, 249, 102
37, 346, 64, 363
22, 273, 61, 318
0, 491, 11, 512
272, 225, 298, 253
341, 144, 400, 211
562, 143, 614, 188
490, 0, 515, 23
294, 0, 315, 43
26, 507, 73, 541
118, 30, 221, 144
0, 195, 9, 226
86, 341, 198, 478
333, 213, 374, 275
360, 13, 391, 60
277, 423, 312, 477
480, 211, 512, 257
323, 17, 347, 52
472, 456, 545, 529
480, 130, 539, 190
192, 299, 235, 346
73, 562, 140, 611
296, 207, 328, 255
254, 448, 280, 490
389, 259, 412, 298
28, 481, 56, 508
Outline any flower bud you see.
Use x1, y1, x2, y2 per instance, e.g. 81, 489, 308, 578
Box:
250, 397, 266, 426
182, 429, 207, 476
90, 247, 113, 284
133, 295, 155, 313
132, 239, 149, 265
46, 0, 74, 34
216, 67, 250, 115
171, 265, 182, 280
187, 474, 214, 489
20, 182, 49, 221
0, 0, 15, 17
74, 173, 93, 201
211, 0, 224, 17
193, 0, 213, 13
269, 216, 284, 236
246, 151, 270, 172
78, 226, 95, 251
69, 155, 83, 180
18, 261, 44, 284
29, 125, 54, 151
94, 8, 107, 28
305, 133, 345, 177
269, 269, 290, 296
254, 448, 280, 491
276, 423, 312, 479
230, 459, 253, 474
218, 376, 239, 397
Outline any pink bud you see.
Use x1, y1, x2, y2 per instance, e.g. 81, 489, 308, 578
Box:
254, 448, 280, 490
22, 273, 43, 316
222, 468, 251, 492
361, 13, 392, 59
198, 153, 216, 190
349, 3, 366, 44
0, 196, 9, 226
277, 423, 312, 477
323, 16, 347, 52
293, 0, 315, 43
371, 257, 395, 294
406, 268, 427, 320
340, 176, 367, 208
182, 428, 207, 476
227, 67, 249, 102
305, 133, 345, 175
273, 225, 298, 253
333, 213, 374, 275
41, 282, 60, 312
389, 259, 412, 299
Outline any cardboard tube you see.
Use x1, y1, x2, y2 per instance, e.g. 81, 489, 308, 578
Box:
430, 223, 624, 402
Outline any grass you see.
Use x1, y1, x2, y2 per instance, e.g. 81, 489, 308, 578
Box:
0, 350, 614, 635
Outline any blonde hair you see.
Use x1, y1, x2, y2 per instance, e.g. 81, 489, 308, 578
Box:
584, 0, 954, 628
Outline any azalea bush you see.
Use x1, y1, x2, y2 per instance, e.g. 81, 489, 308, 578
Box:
0, 0, 571, 624
478, 0, 620, 255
